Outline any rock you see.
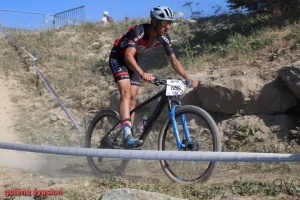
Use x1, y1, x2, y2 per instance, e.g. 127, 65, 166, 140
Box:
218, 114, 296, 139
50, 115, 58, 122
99, 188, 186, 200
192, 73, 299, 115
91, 42, 100, 49
279, 61, 300, 100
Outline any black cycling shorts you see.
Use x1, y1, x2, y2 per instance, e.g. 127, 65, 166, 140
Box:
108, 49, 140, 86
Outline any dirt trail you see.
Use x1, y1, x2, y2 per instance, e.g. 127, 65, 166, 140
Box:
0, 34, 92, 180
0, 75, 55, 198
0, 74, 43, 172
0, 33, 45, 173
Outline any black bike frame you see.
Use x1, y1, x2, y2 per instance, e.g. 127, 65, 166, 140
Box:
102, 86, 180, 146
130, 87, 180, 142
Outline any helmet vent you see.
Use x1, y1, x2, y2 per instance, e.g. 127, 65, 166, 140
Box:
159, 13, 165, 18
164, 8, 171, 17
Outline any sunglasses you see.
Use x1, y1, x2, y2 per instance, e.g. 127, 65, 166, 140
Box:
160, 20, 172, 27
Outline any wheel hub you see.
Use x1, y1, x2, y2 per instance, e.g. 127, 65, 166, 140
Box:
182, 137, 199, 151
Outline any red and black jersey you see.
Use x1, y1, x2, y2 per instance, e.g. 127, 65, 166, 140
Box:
112, 24, 174, 56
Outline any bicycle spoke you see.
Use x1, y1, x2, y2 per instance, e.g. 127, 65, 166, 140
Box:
86, 110, 129, 175
159, 106, 221, 183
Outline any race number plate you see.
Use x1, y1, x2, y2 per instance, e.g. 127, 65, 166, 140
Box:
166, 79, 185, 96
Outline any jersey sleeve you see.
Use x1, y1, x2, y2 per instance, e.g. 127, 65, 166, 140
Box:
125, 24, 144, 49
159, 34, 174, 56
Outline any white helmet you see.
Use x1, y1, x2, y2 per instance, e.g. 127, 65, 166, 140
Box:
150, 6, 174, 21
103, 11, 108, 16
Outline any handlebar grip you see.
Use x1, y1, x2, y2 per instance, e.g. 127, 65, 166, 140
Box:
186, 80, 192, 88
141, 75, 156, 81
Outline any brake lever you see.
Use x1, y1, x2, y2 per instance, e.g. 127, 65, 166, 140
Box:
183, 79, 192, 88
154, 81, 160, 86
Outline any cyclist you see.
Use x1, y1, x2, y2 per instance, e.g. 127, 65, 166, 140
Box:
108, 6, 198, 148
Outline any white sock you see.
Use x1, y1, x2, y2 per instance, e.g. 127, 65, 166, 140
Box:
122, 122, 132, 140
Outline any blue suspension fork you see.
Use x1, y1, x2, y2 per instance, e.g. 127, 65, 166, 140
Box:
170, 105, 192, 149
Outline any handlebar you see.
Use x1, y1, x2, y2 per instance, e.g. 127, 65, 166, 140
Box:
151, 77, 192, 88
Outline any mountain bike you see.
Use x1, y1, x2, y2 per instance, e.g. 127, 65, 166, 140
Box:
85, 77, 221, 183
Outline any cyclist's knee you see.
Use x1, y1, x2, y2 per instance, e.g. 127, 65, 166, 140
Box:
120, 89, 131, 100
130, 95, 137, 101
129, 95, 137, 106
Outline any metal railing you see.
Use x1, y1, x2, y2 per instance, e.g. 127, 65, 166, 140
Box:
0, 6, 86, 33
0, 30, 86, 137
52, 6, 86, 28
0, 9, 46, 33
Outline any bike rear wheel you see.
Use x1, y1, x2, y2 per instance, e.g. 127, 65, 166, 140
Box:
85, 109, 129, 175
158, 105, 221, 183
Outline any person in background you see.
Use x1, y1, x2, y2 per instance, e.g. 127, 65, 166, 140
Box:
124, 17, 129, 26
108, 6, 198, 148
101, 11, 114, 24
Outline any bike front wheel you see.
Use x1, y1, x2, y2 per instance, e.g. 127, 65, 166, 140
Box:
85, 109, 129, 175
158, 105, 221, 183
